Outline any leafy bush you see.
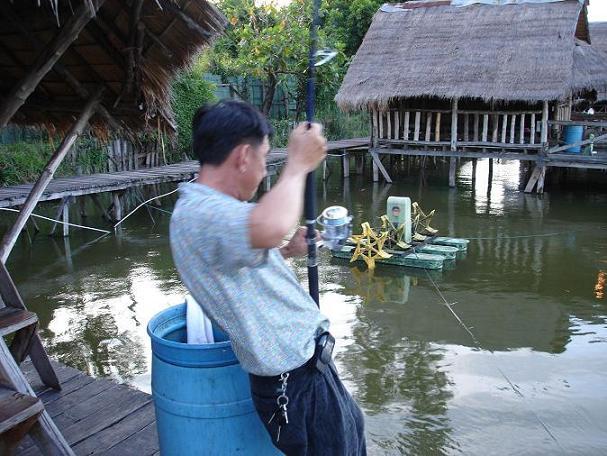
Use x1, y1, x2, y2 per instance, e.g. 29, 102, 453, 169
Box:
171, 68, 217, 156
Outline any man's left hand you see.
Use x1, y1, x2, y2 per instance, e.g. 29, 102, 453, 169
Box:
280, 226, 321, 258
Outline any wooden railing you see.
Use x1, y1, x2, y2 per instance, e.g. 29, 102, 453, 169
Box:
372, 108, 545, 149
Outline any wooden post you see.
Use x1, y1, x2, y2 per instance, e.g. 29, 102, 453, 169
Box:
451, 99, 458, 152
530, 113, 536, 145
372, 110, 378, 147
342, 151, 350, 178
414, 112, 421, 141
501, 114, 508, 143
0, 1, 104, 127
435, 112, 442, 142
425, 112, 432, 142
482, 114, 489, 142
404, 111, 410, 141
379, 111, 384, 139
464, 114, 469, 142
520, 114, 526, 144
450, 99, 459, 188
112, 192, 123, 222
387, 111, 392, 140
536, 165, 547, 194
0, 90, 102, 264
472, 158, 478, 180
541, 101, 549, 145
492, 114, 499, 143
395, 111, 400, 140
62, 198, 71, 237
510, 114, 516, 144
474, 113, 480, 143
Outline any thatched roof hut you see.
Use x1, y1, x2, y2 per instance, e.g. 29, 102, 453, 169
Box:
0, 0, 226, 135
589, 22, 607, 54
336, 0, 606, 110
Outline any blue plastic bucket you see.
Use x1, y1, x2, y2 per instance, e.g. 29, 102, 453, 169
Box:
147, 304, 280, 455
563, 125, 584, 154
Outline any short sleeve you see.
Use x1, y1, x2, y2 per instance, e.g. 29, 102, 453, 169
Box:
209, 199, 268, 270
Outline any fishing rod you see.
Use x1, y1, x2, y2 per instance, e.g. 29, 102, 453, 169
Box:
304, 0, 322, 306
303, 1, 347, 306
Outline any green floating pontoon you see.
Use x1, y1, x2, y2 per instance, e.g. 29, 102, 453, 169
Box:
414, 244, 459, 259
333, 245, 446, 270
428, 237, 470, 251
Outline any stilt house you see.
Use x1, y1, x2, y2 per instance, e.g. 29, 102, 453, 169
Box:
335, 0, 607, 189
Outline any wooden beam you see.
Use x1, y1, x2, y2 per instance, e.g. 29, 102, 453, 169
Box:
547, 132, 607, 154
435, 112, 441, 142
404, 111, 410, 140
541, 101, 549, 144
0, 90, 103, 263
451, 98, 458, 151
524, 165, 541, 193
520, 114, 526, 145
158, 0, 213, 39
115, 0, 145, 107
0, 0, 104, 127
370, 151, 393, 183
0, 1, 122, 133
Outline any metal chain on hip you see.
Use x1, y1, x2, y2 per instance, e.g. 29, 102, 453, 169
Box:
267, 372, 290, 443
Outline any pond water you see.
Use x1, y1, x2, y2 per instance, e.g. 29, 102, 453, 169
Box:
3, 159, 607, 455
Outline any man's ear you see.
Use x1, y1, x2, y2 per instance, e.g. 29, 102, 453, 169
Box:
233, 143, 251, 174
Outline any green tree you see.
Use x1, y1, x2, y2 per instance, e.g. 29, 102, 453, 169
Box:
324, 0, 387, 57
211, 0, 339, 116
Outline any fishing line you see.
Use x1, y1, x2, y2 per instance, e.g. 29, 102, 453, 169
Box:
466, 225, 607, 241
410, 249, 566, 452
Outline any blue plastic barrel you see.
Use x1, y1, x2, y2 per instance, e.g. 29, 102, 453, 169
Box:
563, 125, 584, 154
147, 304, 280, 455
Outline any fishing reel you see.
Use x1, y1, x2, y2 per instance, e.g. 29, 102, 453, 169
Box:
317, 206, 352, 251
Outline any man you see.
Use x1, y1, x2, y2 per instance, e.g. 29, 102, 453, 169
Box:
170, 100, 366, 455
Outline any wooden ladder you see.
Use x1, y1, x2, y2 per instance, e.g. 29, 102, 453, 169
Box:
0, 261, 73, 455
0, 384, 44, 454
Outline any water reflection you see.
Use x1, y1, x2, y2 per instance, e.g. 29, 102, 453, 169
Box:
1, 159, 607, 454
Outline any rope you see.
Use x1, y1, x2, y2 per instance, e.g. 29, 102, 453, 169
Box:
0, 207, 111, 234
113, 177, 195, 229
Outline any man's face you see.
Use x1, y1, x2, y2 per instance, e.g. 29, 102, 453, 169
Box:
243, 136, 270, 199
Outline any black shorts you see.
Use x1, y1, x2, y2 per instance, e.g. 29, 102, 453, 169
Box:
249, 359, 366, 456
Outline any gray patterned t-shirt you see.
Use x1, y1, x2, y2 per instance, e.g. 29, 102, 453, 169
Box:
170, 182, 329, 376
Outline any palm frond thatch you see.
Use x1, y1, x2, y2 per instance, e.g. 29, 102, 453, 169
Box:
336, 1, 606, 110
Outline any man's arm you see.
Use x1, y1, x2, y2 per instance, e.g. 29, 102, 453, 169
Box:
249, 123, 326, 249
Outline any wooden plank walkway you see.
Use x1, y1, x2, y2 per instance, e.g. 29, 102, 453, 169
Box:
0, 138, 369, 209
16, 359, 159, 455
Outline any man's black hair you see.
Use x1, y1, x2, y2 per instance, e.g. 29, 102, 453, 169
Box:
192, 100, 274, 166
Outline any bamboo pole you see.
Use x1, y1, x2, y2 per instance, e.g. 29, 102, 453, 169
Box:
0, 1, 103, 127
0, 90, 102, 263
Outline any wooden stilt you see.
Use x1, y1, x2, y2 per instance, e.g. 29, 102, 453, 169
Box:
62, 198, 71, 238
449, 158, 457, 188
0, 90, 102, 264
524, 165, 542, 193
342, 151, 350, 178
355, 155, 364, 175
536, 166, 547, 194
370, 151, 392, 183
488, 159, 494, 186
112, 192, 123, 222
472, 158, 478, 180
372, 157, 379, 182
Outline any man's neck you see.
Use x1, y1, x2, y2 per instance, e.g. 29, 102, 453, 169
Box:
196, 166, 243, 201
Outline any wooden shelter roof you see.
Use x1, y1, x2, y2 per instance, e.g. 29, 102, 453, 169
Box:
336, 0, 607, 110
0, 0, 226, 136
